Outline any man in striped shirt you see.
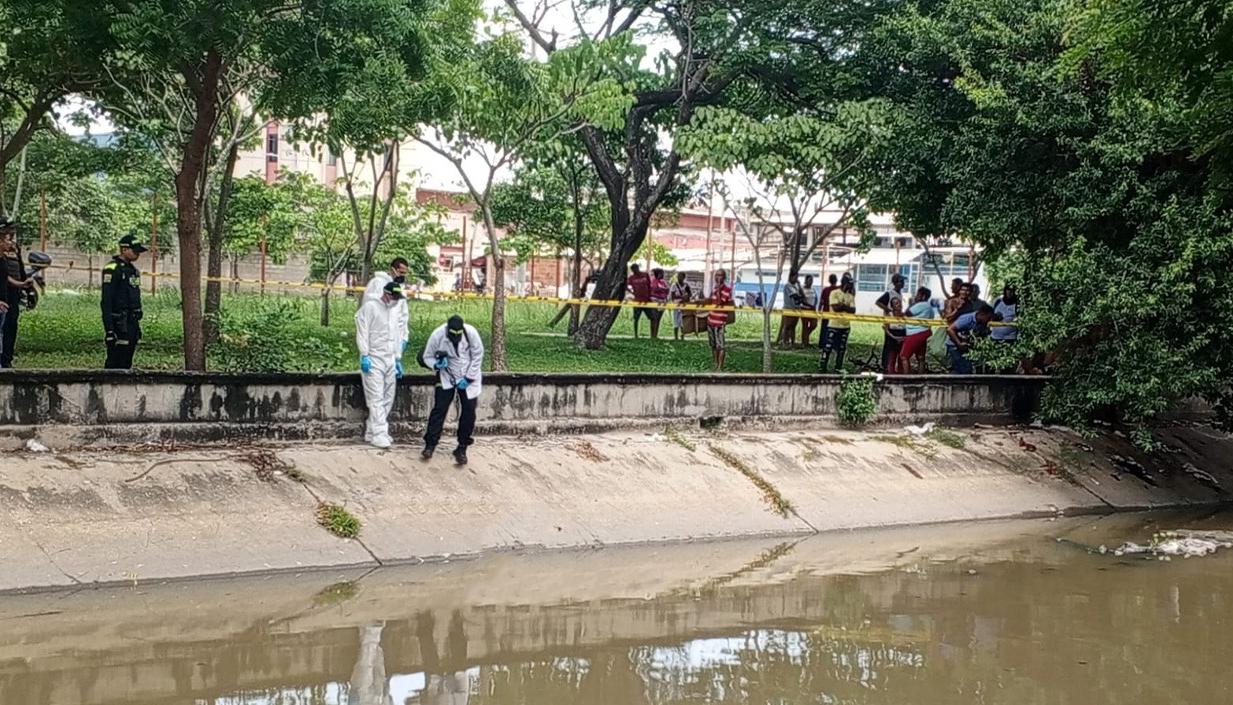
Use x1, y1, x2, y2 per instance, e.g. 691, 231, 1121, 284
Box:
706, 269, 734, 370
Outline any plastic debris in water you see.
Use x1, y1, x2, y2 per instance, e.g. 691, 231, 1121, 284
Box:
1112, 530, 1233, 558
25, 439, 50, 453
904, 423, 936, 436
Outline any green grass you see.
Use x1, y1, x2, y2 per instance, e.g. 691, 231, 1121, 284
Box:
16, 286, 935, 374
925, 427, 968, 449
315, 502, 361, 539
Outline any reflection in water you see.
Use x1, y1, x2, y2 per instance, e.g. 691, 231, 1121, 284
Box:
349, 624, 391, 705
5, 515, 1233, 705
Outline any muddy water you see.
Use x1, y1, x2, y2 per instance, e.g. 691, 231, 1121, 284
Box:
3, 512, 1232, 705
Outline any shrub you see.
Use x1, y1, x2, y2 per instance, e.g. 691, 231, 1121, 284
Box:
210, 300, 346, 372
836, 377, 878, 426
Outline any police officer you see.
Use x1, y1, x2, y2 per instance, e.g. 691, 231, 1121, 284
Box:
101, 234, 146, 369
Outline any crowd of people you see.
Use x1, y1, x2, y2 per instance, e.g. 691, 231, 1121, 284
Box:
625, 264, 1023, 375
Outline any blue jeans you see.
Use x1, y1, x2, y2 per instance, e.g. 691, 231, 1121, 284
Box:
948, 345, 974, 374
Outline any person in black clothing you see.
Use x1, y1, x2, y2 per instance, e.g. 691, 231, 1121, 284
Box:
0, 219, 31, 368
102, 234, 147, 369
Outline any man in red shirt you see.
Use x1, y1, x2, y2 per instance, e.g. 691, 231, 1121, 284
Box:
817, 273, 839, 350
626, 264, 653, 338
706, 269, 734, 370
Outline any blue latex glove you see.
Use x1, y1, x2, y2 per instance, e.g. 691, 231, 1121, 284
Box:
401, 340, 408, 354
456, 378, 470, 391
395, 359, 404, 379
434, 355, 450, 370
360, 355, 372, 374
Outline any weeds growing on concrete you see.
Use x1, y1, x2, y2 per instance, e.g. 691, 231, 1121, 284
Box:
663, 427, 696, 452
925, 428, 967, 449
316, 502, 361, 539
883, 434, 938, 459
836, 377, 878, 426
710, 445, 795, 518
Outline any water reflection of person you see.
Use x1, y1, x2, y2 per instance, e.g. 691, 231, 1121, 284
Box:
349, 623, 393, 705
412, 672, 470, 705
408, 611, 471, 705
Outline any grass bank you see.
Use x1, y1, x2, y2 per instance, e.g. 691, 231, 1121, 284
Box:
14, 287, 936, 373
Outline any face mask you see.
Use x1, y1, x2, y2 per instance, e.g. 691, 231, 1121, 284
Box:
394, 275, 407, 284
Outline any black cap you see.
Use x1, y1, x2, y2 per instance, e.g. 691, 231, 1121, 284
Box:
119, 234, 148, 253
447, 314, 465, 334
0, 217, 16, 231
383, 281, 404, 299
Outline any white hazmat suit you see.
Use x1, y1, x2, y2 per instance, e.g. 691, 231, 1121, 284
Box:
364, 272, 409, 352
356, 296, 403, 448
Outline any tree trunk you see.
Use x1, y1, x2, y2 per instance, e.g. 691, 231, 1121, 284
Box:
573, 216, 649, 349
320, 285, 331, 327
173, 51, 223, 371
482, 209, 508, 371
203, 139, 240, 348
0, 94, 54, 180
568, 210, 584, 335
762, 306, 774, 373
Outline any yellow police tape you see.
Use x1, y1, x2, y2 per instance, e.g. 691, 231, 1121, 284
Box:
42, 261, 1013, 329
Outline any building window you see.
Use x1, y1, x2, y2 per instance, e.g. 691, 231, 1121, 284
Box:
266, 132, 279, 162
856, 264, 889, 292
327, 150, 337, 166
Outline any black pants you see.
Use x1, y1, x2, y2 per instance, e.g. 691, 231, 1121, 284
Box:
424, 385, 477, 449
819, 327, 851, 372
1, 305, 18, 368
817, 320, 830, 350
105, 334, 139, 369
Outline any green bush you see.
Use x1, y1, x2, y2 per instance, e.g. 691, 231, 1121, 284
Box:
210, 300, 346, 373
835, 376, 878, 426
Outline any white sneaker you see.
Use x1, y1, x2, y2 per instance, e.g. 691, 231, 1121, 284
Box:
370, 436, 392, 450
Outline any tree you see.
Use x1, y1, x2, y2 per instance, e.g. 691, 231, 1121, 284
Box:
854, 0, 1233, 441
1067, 0, 1233, 188
411, 28, 630, 370
504, 0, 890, 349
490, 138, 610, 333
272, 173, 455, 326
6, 129, 175, 275
678, 103, 889, 368
96, 0, 434, 369
0, 1, 115, 193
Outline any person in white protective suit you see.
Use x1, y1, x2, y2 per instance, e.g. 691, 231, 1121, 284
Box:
348, 623, 393, 705
363, 257, 411, 355
356, 281, 406, 449
419, 314, 484, 465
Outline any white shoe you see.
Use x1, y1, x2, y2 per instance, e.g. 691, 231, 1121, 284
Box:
370, 436, 392, 449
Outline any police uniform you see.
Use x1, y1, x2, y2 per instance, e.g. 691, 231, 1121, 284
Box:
102, 236, 145, 369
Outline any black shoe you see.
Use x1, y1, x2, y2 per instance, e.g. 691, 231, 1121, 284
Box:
452, 447, 468, 466
421, 445, 436, 460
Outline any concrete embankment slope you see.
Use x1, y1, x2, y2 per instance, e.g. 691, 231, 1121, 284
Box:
1, 423, 1230, 592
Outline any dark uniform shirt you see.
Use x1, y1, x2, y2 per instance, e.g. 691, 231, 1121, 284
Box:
3, 254, 22, 306
101, 256, 142, 337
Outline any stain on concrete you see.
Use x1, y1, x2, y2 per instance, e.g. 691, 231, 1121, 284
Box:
180, 384, 203, 421
84, 386, 105, 424
23, 486, 111, 513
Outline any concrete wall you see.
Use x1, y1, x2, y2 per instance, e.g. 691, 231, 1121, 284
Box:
0, 370, 1043, 446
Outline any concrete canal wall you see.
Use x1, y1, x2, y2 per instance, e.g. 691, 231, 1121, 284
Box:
1, 422, 1230, 593
0, 369, 1043, 448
